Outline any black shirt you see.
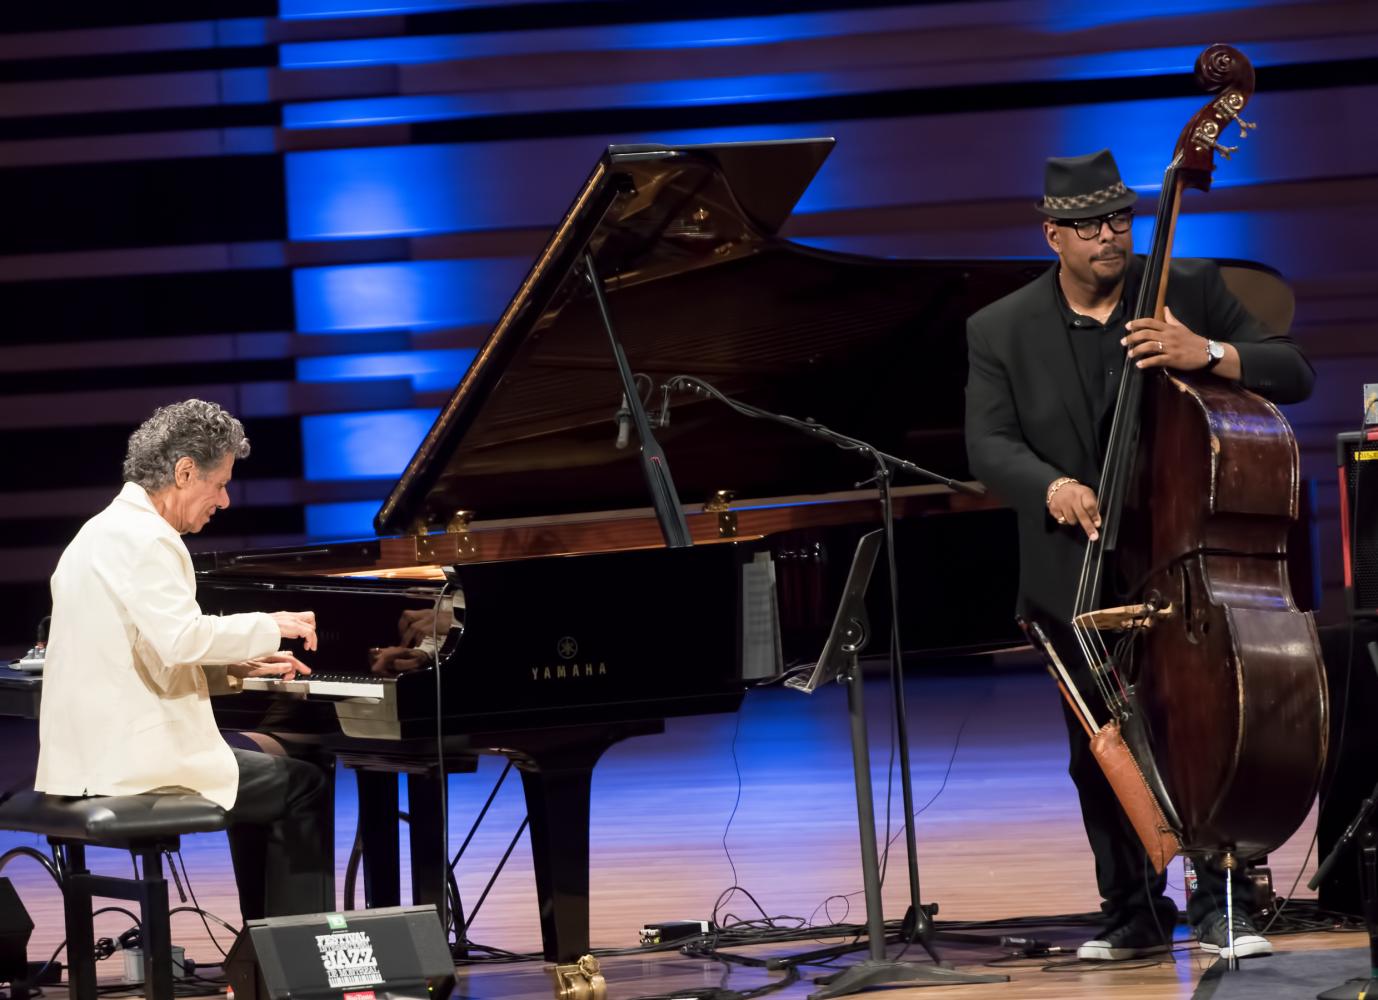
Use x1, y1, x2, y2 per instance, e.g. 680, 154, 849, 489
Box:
1052, 272, 1129, 452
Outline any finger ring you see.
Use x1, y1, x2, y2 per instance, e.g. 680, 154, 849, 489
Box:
1156, 340, 1164, 353
1056, 516, 1067, 524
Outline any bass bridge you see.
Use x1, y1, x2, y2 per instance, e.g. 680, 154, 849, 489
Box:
1073, 602, 1176, 633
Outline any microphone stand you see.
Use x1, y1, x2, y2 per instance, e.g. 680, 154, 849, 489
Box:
583, 252, 691, 549
1310, 782, 1378, 1000
662, 377, 997, 997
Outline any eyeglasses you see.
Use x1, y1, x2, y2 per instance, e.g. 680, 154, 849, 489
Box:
1059, 210, 1134, 240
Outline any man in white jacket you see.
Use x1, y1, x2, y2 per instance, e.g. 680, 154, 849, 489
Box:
36, 398, 332, 919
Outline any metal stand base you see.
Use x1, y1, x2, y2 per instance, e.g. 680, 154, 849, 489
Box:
803, 663, 1003, 999
1317, 979, 1378, 1000
1316, 830, 1378, 999
810, 960, 1000, 1000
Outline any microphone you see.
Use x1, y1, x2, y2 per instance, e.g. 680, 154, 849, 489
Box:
655, 382, 672, 429
614, 394, 632, 449
999, 936, 1056, 955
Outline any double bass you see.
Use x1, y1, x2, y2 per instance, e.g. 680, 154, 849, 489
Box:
1035, 44, 1328, 872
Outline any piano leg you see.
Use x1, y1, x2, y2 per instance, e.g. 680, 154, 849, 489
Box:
507, 723, 663, 963
406, 771, 469, 958
355, 770, 402, 908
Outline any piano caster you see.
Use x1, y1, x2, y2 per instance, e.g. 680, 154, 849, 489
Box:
551, 955, 606, 1000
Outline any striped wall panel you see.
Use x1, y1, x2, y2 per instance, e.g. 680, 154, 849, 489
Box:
1, 0, 1375, 646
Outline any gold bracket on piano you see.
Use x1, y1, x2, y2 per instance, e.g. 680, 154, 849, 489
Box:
1073, 602, 1176, 633
551, 954, 606, 1000
409, 512, 478, 564
410, 519, 436, 562
703, 490, 737, 538
446, 509, 478, 559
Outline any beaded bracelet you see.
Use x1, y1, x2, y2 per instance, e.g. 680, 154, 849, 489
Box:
1046, 476, 1078, 508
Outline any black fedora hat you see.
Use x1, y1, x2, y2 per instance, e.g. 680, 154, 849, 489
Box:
1037, 148, 1138, 220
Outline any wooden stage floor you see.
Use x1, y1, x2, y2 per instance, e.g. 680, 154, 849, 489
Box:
0, 659, 1361, 999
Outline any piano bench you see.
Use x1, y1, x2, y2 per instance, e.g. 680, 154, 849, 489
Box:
0, 791, 227, 1000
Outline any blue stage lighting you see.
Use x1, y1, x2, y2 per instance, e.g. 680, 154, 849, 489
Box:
293, 259, 527, 332
304, 500, 386, 539
297, 349, 478, 392
1045, 0, 1269, 33
286, 146, 572, 238
283, 0, 471, 18
302, 409, 439, 480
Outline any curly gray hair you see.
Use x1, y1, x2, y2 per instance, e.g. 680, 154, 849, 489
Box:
122, 399, 251, 492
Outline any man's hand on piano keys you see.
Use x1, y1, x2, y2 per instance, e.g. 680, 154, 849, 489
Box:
369, 645, 431, 677
229, 652, 312, 681
270, 610, 318, 651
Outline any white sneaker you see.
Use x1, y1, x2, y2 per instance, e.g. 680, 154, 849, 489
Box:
1077, 922, 1172, 961
1196, 914, 1273, 959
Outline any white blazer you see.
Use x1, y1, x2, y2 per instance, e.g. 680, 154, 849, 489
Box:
35, 482, 279, 809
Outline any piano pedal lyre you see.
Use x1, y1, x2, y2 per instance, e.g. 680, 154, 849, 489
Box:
1073, 601, 1175, 633
551, 954, 606, 1000
704, 490, 736, 538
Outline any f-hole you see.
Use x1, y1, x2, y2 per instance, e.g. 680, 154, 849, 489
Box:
1180, 563, 1200, 644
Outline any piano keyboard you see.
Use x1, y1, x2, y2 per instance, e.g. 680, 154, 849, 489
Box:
240, 672, 395, 701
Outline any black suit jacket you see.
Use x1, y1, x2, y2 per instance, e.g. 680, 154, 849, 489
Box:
964, 256, 1314, 623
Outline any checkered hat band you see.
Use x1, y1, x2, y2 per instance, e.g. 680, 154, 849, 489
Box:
1043, 180, 1128, 211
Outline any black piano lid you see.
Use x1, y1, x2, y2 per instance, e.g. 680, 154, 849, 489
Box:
377, 137, 849, 534
373, 138, 1293, 536
376, 135, 998, 535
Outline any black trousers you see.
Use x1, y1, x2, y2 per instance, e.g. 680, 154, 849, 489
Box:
1035, 613, 1255, 932
224, 747, 334, 920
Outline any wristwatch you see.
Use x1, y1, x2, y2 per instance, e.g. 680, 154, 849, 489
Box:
1204, 339, 1225, 371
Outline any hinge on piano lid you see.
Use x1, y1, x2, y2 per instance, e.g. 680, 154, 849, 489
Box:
410, 519, 435, 562
703, 490, 736, 538
447, 510, 478, 559
551, 955, 606, 1000
410, 511, 477, 563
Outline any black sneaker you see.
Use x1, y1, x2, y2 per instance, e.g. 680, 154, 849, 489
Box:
1195, 912, 1272, 960
1077, 920, 1173, 961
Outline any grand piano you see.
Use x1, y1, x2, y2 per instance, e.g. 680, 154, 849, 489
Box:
195, 137, 1295, 963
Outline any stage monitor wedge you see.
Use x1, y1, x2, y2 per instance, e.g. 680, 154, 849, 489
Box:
225, 905, 454, 1000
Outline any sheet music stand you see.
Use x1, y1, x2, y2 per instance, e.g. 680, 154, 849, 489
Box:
786, 532, 882, 697
787, 531, 1004, 998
